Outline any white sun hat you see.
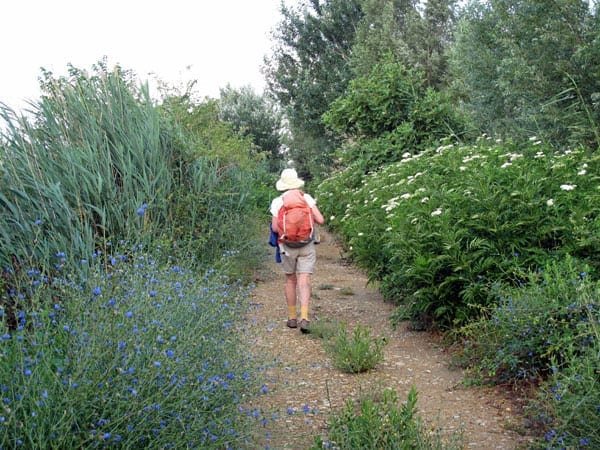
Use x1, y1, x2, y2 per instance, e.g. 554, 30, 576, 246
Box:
276, 168, 305, 191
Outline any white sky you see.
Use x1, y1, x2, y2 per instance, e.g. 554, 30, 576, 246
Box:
0, 0, 295, 112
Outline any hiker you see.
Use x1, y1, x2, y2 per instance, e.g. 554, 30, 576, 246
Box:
270, 168, 325, 333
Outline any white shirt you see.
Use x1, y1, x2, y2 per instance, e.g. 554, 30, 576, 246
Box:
270, 191, 317, 216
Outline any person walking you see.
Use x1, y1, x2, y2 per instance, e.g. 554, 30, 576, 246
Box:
270, 168, 325, 333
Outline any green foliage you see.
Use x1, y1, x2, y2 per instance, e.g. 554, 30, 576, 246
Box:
324, 60, 468, 172
534, 337, 600, 449
218, 85, 283, 172
158, 95, 269, 278
453, 257, 600, 448
350, 0, 416, 77
311, 387, 456, 449
324, 60, 423, 138
450, 0, 600, 148
0, 62, 169, 274
324, 323, 386, 373
351, 0, 457, 88
0, 248, 259, 448
265, 0, 364, 178
308, 317, 342, 340
0, 62, 269, 291
455, 257, 599, 383
317, 139, 600, 328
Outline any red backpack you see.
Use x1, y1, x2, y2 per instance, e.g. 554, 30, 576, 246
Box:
277, 189, 314, 248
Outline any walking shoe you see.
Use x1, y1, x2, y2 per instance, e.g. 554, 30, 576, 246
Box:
286, 318, 297, 328
299, 319, 310, 334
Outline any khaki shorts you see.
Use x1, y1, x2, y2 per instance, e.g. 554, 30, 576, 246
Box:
280, 242, 316, 274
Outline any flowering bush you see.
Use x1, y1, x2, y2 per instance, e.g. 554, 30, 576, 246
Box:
0, 247, 259, 448
456, 257, 598, 382
317, 138, 600, 328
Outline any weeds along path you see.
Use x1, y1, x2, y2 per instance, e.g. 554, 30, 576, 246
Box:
244, 230, 531, 449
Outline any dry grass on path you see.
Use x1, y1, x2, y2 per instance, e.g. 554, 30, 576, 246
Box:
243, 230, 532, 449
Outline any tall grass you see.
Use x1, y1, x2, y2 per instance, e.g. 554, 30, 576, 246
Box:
0, 61, 268, 294
0, 63, 173, 275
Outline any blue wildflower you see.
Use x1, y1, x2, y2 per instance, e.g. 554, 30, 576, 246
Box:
545, 429, 557, 441
165, 349, 175, 359
125, 311, 133, 318
580, 438, 590, 446
96, 418, 109, 427
24, 369, 32, 377
260, 384, 269, 394
136, 203, 148, 217
92, 286, 102, 296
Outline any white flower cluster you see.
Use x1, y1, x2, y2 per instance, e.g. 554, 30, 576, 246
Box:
382, 197, 401, 212
560, 184, 577, 191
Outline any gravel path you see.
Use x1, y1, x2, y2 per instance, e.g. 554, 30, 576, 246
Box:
243, 230, 532, 449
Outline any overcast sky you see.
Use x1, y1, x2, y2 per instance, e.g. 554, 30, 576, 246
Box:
0, 0, 295, 112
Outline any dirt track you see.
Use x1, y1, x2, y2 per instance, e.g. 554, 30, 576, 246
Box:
243, 230, 532, 449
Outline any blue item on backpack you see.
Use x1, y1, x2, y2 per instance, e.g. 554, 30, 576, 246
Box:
268, 224, 282, 263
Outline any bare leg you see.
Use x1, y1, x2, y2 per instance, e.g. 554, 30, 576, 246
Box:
297, 273, 311, 320
285, 273, 297, 310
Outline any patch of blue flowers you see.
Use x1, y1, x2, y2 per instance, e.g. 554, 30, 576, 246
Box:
0, 245, 259, 448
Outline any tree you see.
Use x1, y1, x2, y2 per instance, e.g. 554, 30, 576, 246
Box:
350, 0, 416, 77
450, 0, 599, 147
351, 0, 456, 88
410, 0, 457, 87
323, 59, 467, 171
218, 85, 283, 171
264, 0, 364, 179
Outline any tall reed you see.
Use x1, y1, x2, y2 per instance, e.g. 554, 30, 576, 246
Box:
0, 63, 173, 276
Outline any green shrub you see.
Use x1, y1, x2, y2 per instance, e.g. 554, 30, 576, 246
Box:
317, 139, 600, 328
455, 256, 599, 383
534, 338, 600, 449
325, 323, 386, 373
451, 256, 599, 448
323, 60, 467, 173
309, 317, 342, 340
311, 387, 456, 449
0, 247, 259, 449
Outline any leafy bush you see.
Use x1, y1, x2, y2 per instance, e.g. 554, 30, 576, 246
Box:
323, 59, 467, 172
325, 323, 386, 373
0, 246, 259, 449
534, 337, 600, 449
311, 387, 456, 449
317, 139, 600, 328
455, 257, 599, 383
